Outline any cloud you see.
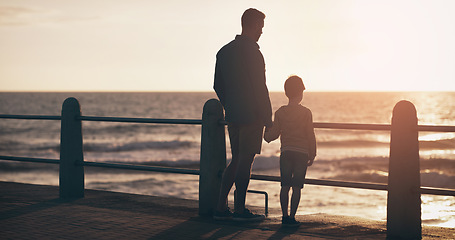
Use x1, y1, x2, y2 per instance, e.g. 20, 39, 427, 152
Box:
0, 6, 42, 25
0, 5, 98, 26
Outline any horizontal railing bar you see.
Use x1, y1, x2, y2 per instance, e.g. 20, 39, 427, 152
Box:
312, 123, 455, 132
79, 116, 202, 125
251, 174, 388, 191
418, 125, 455, 132
220, 120, 455, 132
82, 161, 200, 175
0, 114, 61, 120
0, 155, 60, 164
307, 178, 389, 191
420, 187, 455, 196
218, 120, 394, 131
251, 174, 455, 196
1, 114, 453, 132
0, 157, 453, 196
314, 122, 391, 131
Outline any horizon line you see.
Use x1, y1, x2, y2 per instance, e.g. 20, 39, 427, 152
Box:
1, 90, 455, 93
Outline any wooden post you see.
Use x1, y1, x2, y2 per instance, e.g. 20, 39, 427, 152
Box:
199, 99, 226, 216
387, 100, 421, 239
60, 97, 84, 199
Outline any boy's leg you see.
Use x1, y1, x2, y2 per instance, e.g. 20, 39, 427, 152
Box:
290, 152, 308, 218
280, 186, 291, 217
290, 187, 301, 218
280, 151, 294, 217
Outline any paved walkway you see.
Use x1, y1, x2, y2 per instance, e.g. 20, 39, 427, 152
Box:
1, 182, 453, 239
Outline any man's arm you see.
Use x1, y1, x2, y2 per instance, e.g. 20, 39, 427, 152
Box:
249, 50, 272, 127
264, 110, 281, 142
213, 56, 225, 106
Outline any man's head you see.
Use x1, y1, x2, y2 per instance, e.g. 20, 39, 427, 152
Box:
285, 75, 305, 100
241, 8, 265, 42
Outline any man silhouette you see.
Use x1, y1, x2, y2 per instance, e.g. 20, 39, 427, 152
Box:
213, 8, 272, 221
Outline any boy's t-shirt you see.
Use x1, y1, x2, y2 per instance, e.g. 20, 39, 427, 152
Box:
264, 104, 316, 159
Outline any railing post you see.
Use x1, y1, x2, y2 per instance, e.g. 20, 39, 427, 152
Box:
60, 97, 84, 199
387, 100, 421, 239
199, 99, 226, 216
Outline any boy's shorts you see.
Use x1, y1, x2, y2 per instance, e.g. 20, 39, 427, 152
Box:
228, 122, 264, 156
280, 151, 309, 189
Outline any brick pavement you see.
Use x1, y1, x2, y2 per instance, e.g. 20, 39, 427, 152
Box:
1, 182, 453, 239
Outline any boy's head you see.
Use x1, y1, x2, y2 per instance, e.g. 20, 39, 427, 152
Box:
284, 75, 305, 100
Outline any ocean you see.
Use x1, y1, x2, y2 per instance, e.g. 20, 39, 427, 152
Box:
0, 92, 454, 227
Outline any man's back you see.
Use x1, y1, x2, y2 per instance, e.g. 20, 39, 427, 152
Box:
214, 35, 272, 126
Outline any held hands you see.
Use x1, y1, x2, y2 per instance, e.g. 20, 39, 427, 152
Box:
263, 125, 274, 143
307, 156, 315, 166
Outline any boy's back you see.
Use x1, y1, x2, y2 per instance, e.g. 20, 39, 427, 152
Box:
264, 104, 316, 160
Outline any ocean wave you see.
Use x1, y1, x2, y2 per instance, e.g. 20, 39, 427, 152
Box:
327, 171, 455, 189
317, 157, 455, 189
420, 139, 455, 149
0, 140, 60, 153
0, 139, 195, 153
0, 140, 24, 151
83, 140, 194, 152
254, 156, 455, 189
3, 132, 452, 156
317, 138, 455, 150
0, 126, 37, 135
317, 140, 389, 148
83, 124, 169, 135
421, 172, 455, 189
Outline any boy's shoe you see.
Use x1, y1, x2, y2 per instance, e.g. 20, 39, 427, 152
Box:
232, 208, 265, 222
282, 216, 301, 227
213, 208, 233, 220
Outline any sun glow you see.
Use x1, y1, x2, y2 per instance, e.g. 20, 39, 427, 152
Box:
0, 0, 454, 92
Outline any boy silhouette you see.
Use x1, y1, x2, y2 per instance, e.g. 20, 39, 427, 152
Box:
264, 75, 317, 227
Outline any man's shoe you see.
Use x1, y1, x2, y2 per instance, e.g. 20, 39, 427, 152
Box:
232, 209, 265, 222
213, 208, 233, 220
282, 216, 301, 227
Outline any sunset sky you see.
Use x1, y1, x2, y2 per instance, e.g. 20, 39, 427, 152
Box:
1, 0, 454, 92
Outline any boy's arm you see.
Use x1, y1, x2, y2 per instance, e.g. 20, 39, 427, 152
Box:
307, 110, 317, 162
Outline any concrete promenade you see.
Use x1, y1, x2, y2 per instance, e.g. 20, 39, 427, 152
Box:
1, 181, 453, 239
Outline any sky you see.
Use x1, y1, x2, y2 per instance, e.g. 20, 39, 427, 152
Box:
0, 0, 454, 92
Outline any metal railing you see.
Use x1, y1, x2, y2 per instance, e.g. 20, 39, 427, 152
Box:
1, 114, 454, 196
1, 97, 455, 239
